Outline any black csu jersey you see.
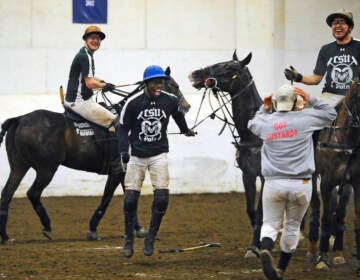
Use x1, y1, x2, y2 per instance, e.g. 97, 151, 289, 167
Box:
314, 38, 360, 95
120, 91, 189, 157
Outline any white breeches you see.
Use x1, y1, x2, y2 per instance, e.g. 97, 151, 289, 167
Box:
124, 153, 169, 192
64, 98, 116, 128
261, 178, 312, 253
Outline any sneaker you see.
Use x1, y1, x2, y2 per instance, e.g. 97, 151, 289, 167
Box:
135, 227, 148, 238
143, 237, 154, 256
123, 237, 134, 258
260, 249, 282, 280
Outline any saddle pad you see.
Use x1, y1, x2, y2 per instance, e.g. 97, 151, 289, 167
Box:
73, 121, 94, 136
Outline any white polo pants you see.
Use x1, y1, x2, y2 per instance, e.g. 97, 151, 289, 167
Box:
124, 153, 170, 192
64, 98, 116, 129
261, 178, 312, 253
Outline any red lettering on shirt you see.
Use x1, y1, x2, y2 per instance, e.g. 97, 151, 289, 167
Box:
266, 129, 298, 141
274, 121, 287, 130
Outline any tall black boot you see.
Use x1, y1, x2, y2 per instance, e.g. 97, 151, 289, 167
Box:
123, 189, 140, 258
143, 189, 169, 256
109, 122, 128, 175
260, 237, 282, 280
108, 139, 124, 175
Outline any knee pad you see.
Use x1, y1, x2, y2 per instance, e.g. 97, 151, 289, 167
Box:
152, 189, 169, 213
123, 190, 140, 212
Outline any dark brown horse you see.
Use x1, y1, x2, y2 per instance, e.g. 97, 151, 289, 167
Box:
189, 51, 264, 257
314, 77, 360, 272
0, 67, 190, 244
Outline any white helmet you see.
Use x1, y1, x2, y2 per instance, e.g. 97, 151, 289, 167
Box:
273, 84, 296, 112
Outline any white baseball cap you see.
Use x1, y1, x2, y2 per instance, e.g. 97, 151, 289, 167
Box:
273, 84, 296, 112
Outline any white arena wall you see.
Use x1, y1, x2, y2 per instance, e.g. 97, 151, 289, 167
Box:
0, 0, 359, 196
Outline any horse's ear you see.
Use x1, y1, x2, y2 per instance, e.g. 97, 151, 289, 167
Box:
233, 50, 238, 61
165, 66, 171, 76
241, 52, 252, 66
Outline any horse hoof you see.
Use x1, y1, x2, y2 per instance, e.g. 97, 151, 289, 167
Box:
315, 261, 330, 270
315, 253, 331, 270
332, 256, 346, 265
135, 227, 148, 238
42, 230, 52, 240
1, 238, 15, 245
244, 245, 260, 259
87, 231, 101, 241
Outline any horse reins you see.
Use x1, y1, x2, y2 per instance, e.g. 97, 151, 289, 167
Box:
191, 70, 261, 149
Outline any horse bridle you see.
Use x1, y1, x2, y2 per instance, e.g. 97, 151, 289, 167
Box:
192, 68, 261, 148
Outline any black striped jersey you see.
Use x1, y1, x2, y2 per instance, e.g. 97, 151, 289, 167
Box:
65, 47, 95, 102
119, 91, 189, 157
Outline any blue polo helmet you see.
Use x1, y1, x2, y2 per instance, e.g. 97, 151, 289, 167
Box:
143, 65, 168, 82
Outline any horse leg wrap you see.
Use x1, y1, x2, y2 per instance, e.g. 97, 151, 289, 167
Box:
123, 190, 140, 240
309, 211, 320, 242
34, 204, 51, 231
89, 206, 105, 232
333, 224, 346, 251
355, 229, 360, 259
252, 224, 262, 248
319, 223, 332, 253
148, 189, 169, 239
0, 210, 9, 241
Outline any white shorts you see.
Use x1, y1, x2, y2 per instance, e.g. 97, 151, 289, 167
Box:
261, 178, 312, 253
64, 98, 116, 128
124, 153, 169, 192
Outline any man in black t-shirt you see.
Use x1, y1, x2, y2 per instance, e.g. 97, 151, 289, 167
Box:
285, 8, 360, 106
284, 8, 359, 265
118, 65, 195, 258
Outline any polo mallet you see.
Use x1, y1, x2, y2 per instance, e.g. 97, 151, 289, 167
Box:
158, 242, 221, 254
290, 66, 295, 85
115, 81, 142, 88
59, 85, 64, 104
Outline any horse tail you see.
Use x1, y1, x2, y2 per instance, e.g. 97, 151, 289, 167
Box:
0, 117, 20, 147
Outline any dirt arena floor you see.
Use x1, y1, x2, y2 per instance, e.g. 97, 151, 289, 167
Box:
0, 192, 358, 279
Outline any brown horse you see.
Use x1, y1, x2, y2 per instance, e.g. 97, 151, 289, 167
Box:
314, 77, 360, 272
0, 67, 190, 244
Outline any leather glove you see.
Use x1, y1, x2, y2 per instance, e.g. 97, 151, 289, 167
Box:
184, 129, 196, 137
103, 83, 115, 93
120, 151, 130, 164
284, 66, 302, 82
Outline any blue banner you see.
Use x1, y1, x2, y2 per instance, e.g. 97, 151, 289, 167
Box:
73, 0, 108, 24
